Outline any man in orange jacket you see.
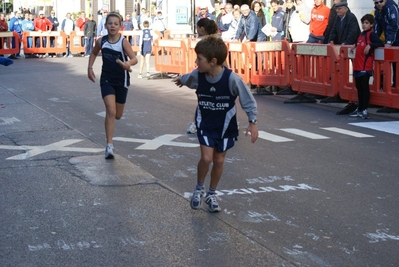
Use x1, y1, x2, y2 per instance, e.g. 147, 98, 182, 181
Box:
307, 0, 330, 43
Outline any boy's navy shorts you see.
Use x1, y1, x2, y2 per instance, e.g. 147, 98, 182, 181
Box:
101, 84, 128, 104
197, 130, 235, 153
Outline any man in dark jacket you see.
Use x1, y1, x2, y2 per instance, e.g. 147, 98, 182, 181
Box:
48, 10, 59, 57
374, 0, 399, 87
327, 2, 360, 45
283, 0, 296, 42
323, 0, 349, 44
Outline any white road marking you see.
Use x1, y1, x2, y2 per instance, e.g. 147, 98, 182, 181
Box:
257, 131, 294, 142
349, 121, 399, 136
96, 111, 106, 118
113, 134, 199, 150
0, 140, 103, 160
0, 117, 20, 125
280, 128, 330, 139
321, 127, 374, 138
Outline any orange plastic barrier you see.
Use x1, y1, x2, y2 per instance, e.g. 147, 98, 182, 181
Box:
69, 31, 85, 54
290, 43, 340, 97
0, 32, 20, 55
224, 42, 251, 84
339, 46, 399, 109
249, 40, 291, 87
153, 39, 188, 75
22, 31, 68, 55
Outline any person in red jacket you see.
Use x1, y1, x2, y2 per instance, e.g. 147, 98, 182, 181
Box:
307, 0, 330, 43
0, 12, 8, 56
349, 14, 384, 119
76, 11, 88, 54
34, 10, 53, 58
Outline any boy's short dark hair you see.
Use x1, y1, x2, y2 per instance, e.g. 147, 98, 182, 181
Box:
361, 14, 374, 25
195, 35, 227, 65
143, 20, 150, 26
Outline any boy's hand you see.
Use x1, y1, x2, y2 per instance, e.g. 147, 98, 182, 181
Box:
172, 75, 183, 87
245, 123, 258, 143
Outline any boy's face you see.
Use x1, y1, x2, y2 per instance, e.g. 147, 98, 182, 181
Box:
195, 54, 213, 73
362, 20, 373, 31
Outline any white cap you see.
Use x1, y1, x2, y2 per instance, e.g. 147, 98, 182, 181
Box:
39, 10, 45, 15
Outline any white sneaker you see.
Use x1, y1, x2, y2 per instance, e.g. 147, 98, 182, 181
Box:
146, 72, 150, 79
186, 122, 197, 134
204, 194, 221, 212
137, 74, 142, 79
105, 144, 114, 159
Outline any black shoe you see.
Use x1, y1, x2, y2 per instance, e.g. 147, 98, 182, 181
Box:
8, 55, 17, 59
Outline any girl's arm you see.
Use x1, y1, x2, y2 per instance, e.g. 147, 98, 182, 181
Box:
122, 38, 138, 68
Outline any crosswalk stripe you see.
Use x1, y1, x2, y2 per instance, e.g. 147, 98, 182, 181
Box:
321, 127, 374, 138
349, 121, 399, 136
280, 128, 330, 139
258, 131, 294, 142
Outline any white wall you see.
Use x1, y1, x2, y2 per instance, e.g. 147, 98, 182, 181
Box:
349, 1, 375, 26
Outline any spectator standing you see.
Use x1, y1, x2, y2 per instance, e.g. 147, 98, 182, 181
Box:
270, 0, 286, 41
21, 13, 34, 56
235, 5, 266, 42
252, 1, 267, 27
327, 2, 360, 45
284, 0, 296, 42
173, 36, 258, 212
197, 5, 216, 23
130, 11, 139, 30
137, 20, 157, 79
9, 10, 23, 59
0, 13, 8, 56
349, 14, 384, 119
307, 0, 330, 43
122, 14, 134, 31
47, 10, 59, 58
97, 10, 108, 36
152, 10, 167, 37
34, 10, 53, 58
76, 11, 88, 55
374, 0, 399, 88
219, 3, 235, 40
289, 0, 311, 43
323, 0, 347, 44
140, 10, 152, 30
83, 14, 96, 57
212, 1, 223, 24
61, 12, 75, 57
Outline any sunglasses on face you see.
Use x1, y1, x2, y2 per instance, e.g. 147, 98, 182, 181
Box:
374, 0, 383, 4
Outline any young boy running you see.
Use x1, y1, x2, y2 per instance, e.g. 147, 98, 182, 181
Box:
174, 36, 259, 212
87, 12, 138, 159
137, 20, 157, 79
349, 14, 384, 119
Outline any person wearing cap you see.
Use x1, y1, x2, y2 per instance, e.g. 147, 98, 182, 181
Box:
9, 10, 23, 59
196, 5, 215, 23
34, 10, 53, 58
327, 2, 360, 45
152, 10, 167, 36
97, 9, 108, 37
323, 0, 348, 43
306, 0, 330, 43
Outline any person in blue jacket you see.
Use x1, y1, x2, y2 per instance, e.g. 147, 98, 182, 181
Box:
21, 12, 34, 57
374, 0, 399, 87
9, 10, 23, 59
234, 4, 266, 42
270, 0, 285, 41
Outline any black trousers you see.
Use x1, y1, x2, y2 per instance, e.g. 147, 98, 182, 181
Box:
355, 73, 371, 111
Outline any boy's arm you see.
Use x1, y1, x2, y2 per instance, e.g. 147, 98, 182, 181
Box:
174, 69, 199, 89
228, 73, 258, 121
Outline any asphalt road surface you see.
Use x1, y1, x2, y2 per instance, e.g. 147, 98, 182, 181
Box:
1, 56, 398, 267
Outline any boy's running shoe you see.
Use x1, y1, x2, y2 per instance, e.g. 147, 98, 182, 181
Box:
146, 72, 151, 79
105, 144, 114, 159
349, 108, 361, 117
190, 188, 206, 209
204, 194, 221, 212
362, 109, 369, 119
137, 74, 142, 79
